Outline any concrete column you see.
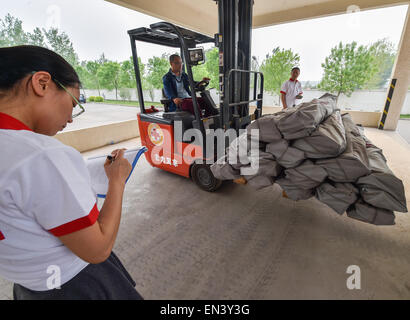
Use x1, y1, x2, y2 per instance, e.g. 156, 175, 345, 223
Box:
382, 5, 410, 131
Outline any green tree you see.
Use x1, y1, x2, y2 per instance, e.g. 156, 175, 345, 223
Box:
260, 47, 300, 105
84, 60, 102, 95
145, 81, 156, 102
120, 58, 136, 89
0, 14, 28, 46
119, 88, 131, 101
318, 41, 376, 100
204, 47, 219, 89
0, 14, 79, 67
42, 27, 79, 66
72, 64, 91, 95
192, 63, 209, 83
120, 56, 145, 89
146, 54, 170, 89
27, 27, 46, 47
364, 38, 396, 89
98, 61, 122, 100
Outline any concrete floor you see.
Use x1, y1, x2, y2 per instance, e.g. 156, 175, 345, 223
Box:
1, 127, 410, 299
397, 119, 410, 144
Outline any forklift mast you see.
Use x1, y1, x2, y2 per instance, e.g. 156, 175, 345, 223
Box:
216, 0, 263, 131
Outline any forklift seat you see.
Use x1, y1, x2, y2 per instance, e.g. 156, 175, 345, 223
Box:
161, 88, 184, 112
160, 88, 171, 112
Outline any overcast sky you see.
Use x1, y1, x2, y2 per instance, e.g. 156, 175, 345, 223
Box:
1, 0, 408, 81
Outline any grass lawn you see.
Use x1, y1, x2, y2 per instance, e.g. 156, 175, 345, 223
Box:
400, 114, 410, 119
94, 99, 162, 107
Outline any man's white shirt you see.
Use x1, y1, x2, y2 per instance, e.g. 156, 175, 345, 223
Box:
280, 79, 303, 108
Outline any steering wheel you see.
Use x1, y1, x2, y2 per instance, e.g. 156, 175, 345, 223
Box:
195, 79, 210, 91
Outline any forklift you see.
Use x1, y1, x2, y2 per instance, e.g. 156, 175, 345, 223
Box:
128, 0, 264, 192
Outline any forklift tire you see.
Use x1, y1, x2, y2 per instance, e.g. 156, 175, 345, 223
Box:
190, 163, 222, 192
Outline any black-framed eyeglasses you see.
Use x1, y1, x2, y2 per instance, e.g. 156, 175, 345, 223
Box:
30, 71, 85, 118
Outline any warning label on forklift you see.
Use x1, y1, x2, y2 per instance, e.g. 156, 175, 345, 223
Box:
148, 123, 164, 146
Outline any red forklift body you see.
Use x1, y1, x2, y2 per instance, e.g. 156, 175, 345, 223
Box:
138, 113, 203, 178
128, 12, 263, 191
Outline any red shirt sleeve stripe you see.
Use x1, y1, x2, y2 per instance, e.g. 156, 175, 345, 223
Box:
48, 203, 100, 237
280, 91, 286, 94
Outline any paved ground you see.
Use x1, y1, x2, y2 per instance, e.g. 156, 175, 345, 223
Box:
397, 119, 410, 144
2, 106, 410, 299
2, 127, 410, 300
64, 102, 140, 131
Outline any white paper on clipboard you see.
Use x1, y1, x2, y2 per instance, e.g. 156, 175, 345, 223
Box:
85, 147, 147, 197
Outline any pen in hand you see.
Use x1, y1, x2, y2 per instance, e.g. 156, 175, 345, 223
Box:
104, 149, 132, 184
107, 148, 127, 162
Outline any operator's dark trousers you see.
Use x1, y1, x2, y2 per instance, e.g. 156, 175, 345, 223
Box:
181, 97, 217, 117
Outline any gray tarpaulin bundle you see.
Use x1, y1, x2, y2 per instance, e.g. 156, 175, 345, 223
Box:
266, 140, 305, 168
292, 111, 346, 159
246, 113, 282, 143
276, 93, 338, 140
316, 182, 359, 215
246, 175, 276, 190
347, 199, 396, 226
227, 133, 250, 169
280, 160, 327, 189
356, 144, 407, 213
316, 114, 371, 182
244, 150, 282, 178
210, 94, 407, 225
211, 155, 241, 180
276, 159, 327, 200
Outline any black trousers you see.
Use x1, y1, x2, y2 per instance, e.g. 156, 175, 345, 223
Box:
13, 251, 143, 300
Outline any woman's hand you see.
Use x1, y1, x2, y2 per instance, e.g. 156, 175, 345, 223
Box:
104, 148, 132, 185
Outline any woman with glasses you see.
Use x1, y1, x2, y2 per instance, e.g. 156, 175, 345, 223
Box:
0, 45, 143, 300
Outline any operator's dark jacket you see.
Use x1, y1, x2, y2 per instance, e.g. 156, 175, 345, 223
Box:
162, 69, 192, 112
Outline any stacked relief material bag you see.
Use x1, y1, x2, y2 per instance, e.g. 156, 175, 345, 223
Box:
315, 114, 371, 182
210, 94, 407, 225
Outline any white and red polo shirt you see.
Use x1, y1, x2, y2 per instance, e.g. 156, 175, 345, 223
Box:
0, 112, 99, 291
280, 78, 303, 108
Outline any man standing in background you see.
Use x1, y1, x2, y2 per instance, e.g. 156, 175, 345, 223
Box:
280, 67, 303, 109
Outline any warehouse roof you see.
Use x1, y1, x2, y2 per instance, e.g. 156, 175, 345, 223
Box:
106, 0, 407, 35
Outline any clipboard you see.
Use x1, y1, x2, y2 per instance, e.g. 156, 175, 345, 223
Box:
86, 147, 147, 198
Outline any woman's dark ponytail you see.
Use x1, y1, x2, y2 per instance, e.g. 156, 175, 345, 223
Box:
0, 45, 80, 92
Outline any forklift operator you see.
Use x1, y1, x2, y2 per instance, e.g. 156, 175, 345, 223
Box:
162, 54, 217, 117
